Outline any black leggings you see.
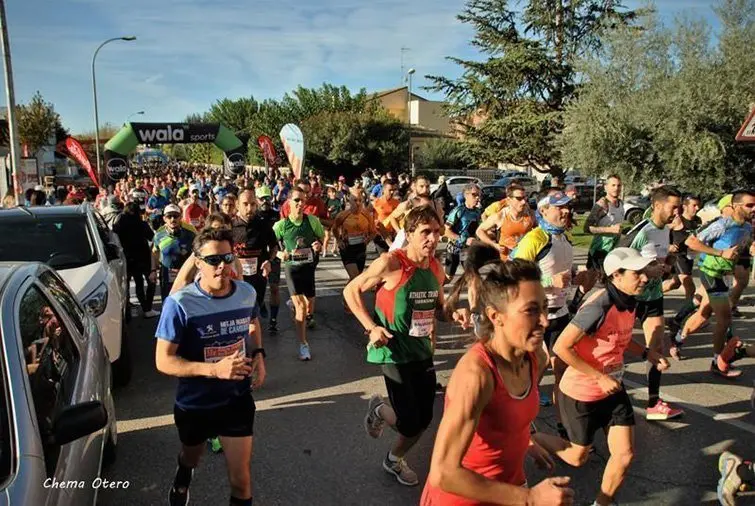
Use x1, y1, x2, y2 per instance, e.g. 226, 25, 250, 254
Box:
129, 267, 156, 312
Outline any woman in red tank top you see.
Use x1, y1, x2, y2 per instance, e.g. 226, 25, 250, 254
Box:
421, 245, 575, 506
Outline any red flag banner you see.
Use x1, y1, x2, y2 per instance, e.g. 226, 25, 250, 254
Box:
65, 137, 100, 187
257, 135, 278, 169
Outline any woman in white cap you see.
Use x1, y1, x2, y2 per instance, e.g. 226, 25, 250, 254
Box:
552, 247, 671, 506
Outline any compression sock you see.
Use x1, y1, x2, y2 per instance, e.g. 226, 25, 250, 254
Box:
172, 455, 194, 491
647, 366, 662, 408
271, 305, 279, 320
229, 496, 253, 506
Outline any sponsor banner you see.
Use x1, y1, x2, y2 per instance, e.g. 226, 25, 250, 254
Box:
257, 135, 278, 169
130, 122, 219, 144
279, 124, 305, 179
65, 137, 99, 187
16, 157, 40, 195
226, 151, 246, 176
104, 152, 128, 181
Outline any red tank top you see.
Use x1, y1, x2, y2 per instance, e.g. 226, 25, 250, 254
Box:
421, 343, 539, 505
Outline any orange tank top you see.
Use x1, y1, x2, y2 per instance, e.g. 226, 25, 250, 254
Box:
498, 208, 536, 259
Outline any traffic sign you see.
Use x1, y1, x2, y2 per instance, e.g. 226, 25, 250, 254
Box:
735, 107, 755, 142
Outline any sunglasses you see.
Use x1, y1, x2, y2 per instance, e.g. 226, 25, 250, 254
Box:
164, 214, 180, 219
292, 198, 303, 203
511, 195, 526, 201
197, 253, 236, 266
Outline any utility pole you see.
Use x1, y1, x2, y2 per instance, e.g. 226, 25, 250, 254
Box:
0, 0, 21, 205
400, 46, 410, 86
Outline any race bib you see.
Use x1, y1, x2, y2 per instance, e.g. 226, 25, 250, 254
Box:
203, 339, 246, 363
240, 257, 258, 276
603, 362, 625, 382
292, 248, 314, 264
190, 219, 200, 228
168, 269, 179, 283
347, 233, 365, 245
409, 309, 435, 337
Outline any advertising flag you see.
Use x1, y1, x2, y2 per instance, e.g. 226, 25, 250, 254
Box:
257, 135, 278, 169
279, 124, 305, 180
65, 137, 100, 187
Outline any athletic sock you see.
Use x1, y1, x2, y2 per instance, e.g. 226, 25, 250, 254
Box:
738, 461, 755, 485
270, 305, 279, 320
387, 451, 400, 463
172, 455, 194, 491
229, 496, 253, 506
674, 331, 684, 345
647, 366, 661, 408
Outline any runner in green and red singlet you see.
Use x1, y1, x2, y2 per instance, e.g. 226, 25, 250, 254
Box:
344, 205, 466, 488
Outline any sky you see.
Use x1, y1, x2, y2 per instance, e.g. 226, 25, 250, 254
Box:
6, 0, 718, 134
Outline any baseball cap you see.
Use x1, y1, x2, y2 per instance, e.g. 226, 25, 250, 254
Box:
537, 191, 572, 208
164, 204, 181, 216
603, 247, 655, 276
718, 194, 733, 210
256, 186, 272, 199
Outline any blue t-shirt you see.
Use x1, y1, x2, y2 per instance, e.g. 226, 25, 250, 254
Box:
153, 224, 196, 269
147, 195, 168, 214
446, 205, 482, 246
156, 280, 260, 409
370, 184, 383, 199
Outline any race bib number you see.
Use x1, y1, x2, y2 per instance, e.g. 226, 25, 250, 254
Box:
409, 309, 435, 337
203, 339, 246, 363
240, 257, 258, 276
347, 234, 365, 245
168, 269, 179, 283
190, 219, 201, 228
292, 248, 314, 264
603, 363, 625, 382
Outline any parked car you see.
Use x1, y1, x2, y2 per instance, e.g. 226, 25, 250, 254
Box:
623, 195, 651, 225
480, 185, 538, 211
493, 175, 540, 200
0, 204, 131, 386
0, 262, 117, 505
430, 176, 484, 198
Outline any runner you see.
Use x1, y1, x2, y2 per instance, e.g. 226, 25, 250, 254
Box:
443, 184, 482, 278
669, 194, 702, 301
511, 190, 580, 424
152, 204, 197, 301
332, 188, 376, 281
343, 206, 447, 487
388, 175, 444, 251
183, 189, 209, 230
623, 186, 684, 418
475, 183, 535, 260
220, 194, 237, 218
673, 189, 754, 376
146, 184, 169, 230
421, 248, 575, 506
730, 195, 754, 317
323, 185, 345, 257
273, 188, 325, 360
372, 179, 400, 253
155, 227, 265, 506
718, 451, 755, 506
574, 175, 625, 313
553, 247, 670, 506
256, 186, 283, 333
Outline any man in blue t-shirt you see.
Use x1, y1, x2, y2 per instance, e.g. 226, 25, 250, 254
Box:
156, 227, 265, 506
443, 184, 482, 277
146, 185, 169, 230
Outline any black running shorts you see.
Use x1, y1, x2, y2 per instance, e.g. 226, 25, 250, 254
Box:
737, 255, 753, 270
339, 243, 367, 271
700, 272, 729, 299
284, 263, 316, 298
558, 387, 635, 446
244, 273, 267, 304
174, 393, 256, 446
674, 255, 694, 276
636, 297, 663, 322
381, 359, 437, 438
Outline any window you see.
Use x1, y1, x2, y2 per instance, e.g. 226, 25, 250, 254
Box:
0, 216, 97, 270
18, 286, 79, 477
39, 271, 85, 336
0, 356, 13, 485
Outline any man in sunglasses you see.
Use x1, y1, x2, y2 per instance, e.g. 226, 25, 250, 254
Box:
443, 184, 482, 278
156, 227, 265, 506
476, 183, 535, 260
273, 187, 325, 360
151, 204, 197, 301
671, 189, 754, 378
255, 186, 284, 333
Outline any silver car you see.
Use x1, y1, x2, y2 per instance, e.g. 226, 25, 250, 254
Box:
0, 262, 117, 505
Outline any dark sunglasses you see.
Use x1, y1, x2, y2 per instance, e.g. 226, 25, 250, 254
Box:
164, 214, 180, 219
511, 195, 526, 201
292, 198, 303, 203
197, 253, 235, 266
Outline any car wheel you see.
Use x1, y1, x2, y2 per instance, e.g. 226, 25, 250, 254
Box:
111, 322, 132, 388
625, 208, 644, 226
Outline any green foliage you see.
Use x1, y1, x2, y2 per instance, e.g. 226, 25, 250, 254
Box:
415, 138, 469, 173
16, 91, 60, 154
427, 0, 641, 175
560, 0, 755, 193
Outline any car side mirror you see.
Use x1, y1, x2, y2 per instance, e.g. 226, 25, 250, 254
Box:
53, 401, 108, 446
105, 243, 120, 262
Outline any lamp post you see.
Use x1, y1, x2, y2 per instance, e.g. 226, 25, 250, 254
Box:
92, 36, 136, 182
0, 0, 21, 204
406, 68, 416, 176
126, 110, 144, 123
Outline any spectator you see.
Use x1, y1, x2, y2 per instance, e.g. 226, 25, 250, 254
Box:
114, 202, 159, 318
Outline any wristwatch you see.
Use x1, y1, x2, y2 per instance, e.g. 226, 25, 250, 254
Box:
251, 348, 266, 359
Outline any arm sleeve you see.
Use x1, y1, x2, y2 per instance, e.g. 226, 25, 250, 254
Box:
155, 297, 187, 343
570, 294, 608, 335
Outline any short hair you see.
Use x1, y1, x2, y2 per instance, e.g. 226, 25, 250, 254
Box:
650, 186, 681, 204
413, 175, 430, 184
404, 205, 441, 233
204, 212, 232, 229
732, 189, 755, 204
463, 183, 480, 194
384, 179, 397, 186
683, 193, 701, 203
506, 184, 525, 197
606, 174, 622, 183
193, 227, 234, 255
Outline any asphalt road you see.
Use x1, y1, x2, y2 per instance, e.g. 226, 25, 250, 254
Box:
100, 248, 755, 506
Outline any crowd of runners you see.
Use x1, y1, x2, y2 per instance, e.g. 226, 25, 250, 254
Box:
9, 163, 754, 506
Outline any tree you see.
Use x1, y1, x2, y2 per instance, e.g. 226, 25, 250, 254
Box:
16, 91, 60, 154
559, 0, 755, 193
427, 0, 641, 176
415, 138, 470, 173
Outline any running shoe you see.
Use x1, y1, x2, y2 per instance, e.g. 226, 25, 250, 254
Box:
645, 400, 684, 420
382, 453, 419, 486
209, 437, 223, 454
539, 392, 552, 407
717, 337, 744, 372
364, 394, 386, 439
731, 307, 743, 318
299, 343, 311, 361
711, 360, 743, 379
168, 466, 193, 506
143, 309, 160, 318
286, 299, 294, 312
268, 318, 278, 335
718, 451, 743, 506
306, 314, 316, 329
669, 343, 683, 361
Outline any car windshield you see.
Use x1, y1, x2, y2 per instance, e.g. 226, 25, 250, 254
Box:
0, 216, 98, 270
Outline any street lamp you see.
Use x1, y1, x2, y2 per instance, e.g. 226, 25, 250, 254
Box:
406, 68, 416, 175
126, 110, 144, 123
92, 36, 136, 181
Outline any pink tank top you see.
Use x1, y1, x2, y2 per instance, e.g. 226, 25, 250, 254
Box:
421, 343, 539, 505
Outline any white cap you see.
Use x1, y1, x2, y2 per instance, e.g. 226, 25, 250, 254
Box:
164, 204, 182, 215
603, 247, 655, 276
